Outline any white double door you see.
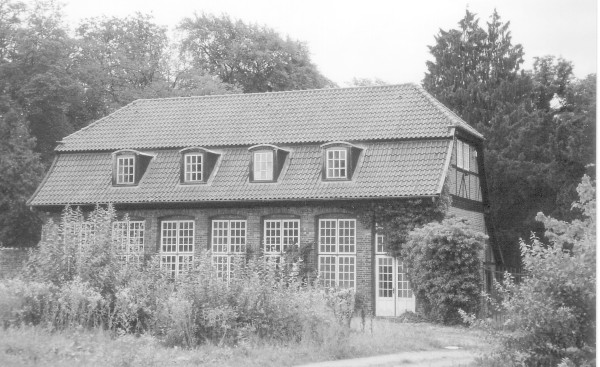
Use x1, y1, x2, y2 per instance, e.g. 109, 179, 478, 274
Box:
375, 255, 415, 316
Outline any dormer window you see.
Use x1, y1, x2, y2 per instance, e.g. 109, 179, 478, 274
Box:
321, 142, 362, 181
248, 144, 288, 183
117, 154, 136, 184
253, 151, 274, 181
184, 153, 203, 182
326, 148, 347, 179
179, 147, 219, 184
112, 150, 153, 186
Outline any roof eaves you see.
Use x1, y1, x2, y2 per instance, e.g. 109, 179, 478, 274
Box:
30, 193, 443, 208
27, 155, 59, 207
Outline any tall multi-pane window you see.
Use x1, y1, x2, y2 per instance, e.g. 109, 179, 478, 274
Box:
376, 233, 385, 254
326, 149, 347, 179
80, 222, 95, 248
117, 155, 135, 184
264, 219, 300, 259
318, 218, 356, 289
456, 140, 471, 172
112, 221, 145, 265
160, 220, 194, 277
184, 153, 203, 182
253, 151, 273, 181
211, 220, 247, 280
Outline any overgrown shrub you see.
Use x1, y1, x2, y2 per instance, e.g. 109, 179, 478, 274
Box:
1, 204, 346, 348
168, 252, 335, 345
464, 175, 596, 366
402, 216, 487, 324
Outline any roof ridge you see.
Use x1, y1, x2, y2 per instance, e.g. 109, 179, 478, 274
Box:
129, 83, 417, 103
55, 82, 479, 152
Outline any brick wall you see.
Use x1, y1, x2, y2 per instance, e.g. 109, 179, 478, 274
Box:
0, 248, 29, 278
35, 199, 492, 315
448, 205, 486, 234
121, 203, 374, 311
448, 202, 495, 297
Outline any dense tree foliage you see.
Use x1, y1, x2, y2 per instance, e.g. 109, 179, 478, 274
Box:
0, 0, 328, 248
423, 10, 595, 266
0, 97, 44, 247
178, 13, 333, 92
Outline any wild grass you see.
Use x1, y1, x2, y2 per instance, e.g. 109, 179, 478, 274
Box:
0, 319, 490, 367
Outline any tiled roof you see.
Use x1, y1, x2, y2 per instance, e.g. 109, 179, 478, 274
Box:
29, 140, 451, 206
56, 84, 482, 152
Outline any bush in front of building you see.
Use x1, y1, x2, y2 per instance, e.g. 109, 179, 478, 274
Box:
402, 216, 487, 324
464, 175, 596, 367
0, 204, 350, 347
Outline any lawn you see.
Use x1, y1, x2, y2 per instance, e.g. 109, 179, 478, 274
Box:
0, 319, 491, 367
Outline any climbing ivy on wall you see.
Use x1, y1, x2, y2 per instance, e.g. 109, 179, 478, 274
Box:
341, 185, 451, 258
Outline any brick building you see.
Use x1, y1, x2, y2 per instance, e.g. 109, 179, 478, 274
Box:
28, 84, 501, 316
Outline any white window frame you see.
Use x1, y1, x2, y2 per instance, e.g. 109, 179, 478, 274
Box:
112, 220, 145, 265
318, 218, 356, 289
160, 220, 195, 278
253, 150, 274, 181
326, 148, 347, 179
376, 233, 386, 254
263, 219, 300, 255
456, 140, 471, 172
184, 153, 203, 182
211, 219, 247, 280
116, 155, 136, 184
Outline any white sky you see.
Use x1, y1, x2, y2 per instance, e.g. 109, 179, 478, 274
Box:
60, 0, 596, 86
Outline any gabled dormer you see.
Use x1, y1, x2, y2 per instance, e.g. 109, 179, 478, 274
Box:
321, 141, 362, 181
112, 149, 154, 186
248, 144, 289, 183
179, 147, 220, 184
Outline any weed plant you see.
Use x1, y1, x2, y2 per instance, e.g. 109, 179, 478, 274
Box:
1, 204, 355, 348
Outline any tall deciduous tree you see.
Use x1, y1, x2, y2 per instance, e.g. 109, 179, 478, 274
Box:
423, 10, 595, 267
74, 13, 173, 112
178, 13, 334, 93
74, 13, 239, 116
0, 97, 44, 247
0, 0, 84, 164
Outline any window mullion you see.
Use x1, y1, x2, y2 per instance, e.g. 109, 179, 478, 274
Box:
335, 219, 340, 255
227, 221, 231, 255
333, 219, 338, 286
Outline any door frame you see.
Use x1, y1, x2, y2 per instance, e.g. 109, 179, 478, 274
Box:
374, 232, 415, 316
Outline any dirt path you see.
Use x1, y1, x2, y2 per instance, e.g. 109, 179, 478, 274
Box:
294, 349, 477, 367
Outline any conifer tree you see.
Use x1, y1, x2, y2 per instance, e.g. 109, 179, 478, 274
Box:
423, 10, 595, 266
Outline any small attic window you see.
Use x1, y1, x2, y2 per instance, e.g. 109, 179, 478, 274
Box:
321, 142, 362, 181
112, 150, 154, 186
179, 147, 219, 184
248, 144, 288, 182
184, 153, 203, 182
326, 148, 347, 179
253, 150, 274, 181
117, 155, 135, 184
